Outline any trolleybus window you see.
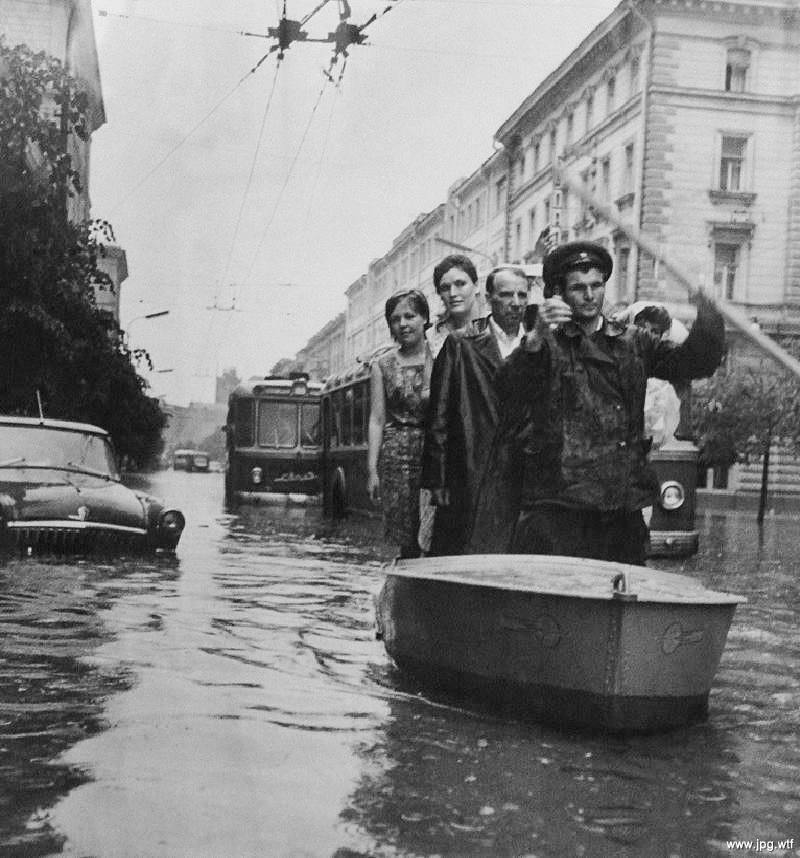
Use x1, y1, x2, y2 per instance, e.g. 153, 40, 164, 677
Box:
352, 384, 366, 445
331, 390, 343, 448
342, 389, 353, 446
234, 399, 255, 447
301, 403, 321, 447
258, 401, 297, 448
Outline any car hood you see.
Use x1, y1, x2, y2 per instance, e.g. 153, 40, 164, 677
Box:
0, 468, 147, 529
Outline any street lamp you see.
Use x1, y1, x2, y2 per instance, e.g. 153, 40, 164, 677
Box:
124, 310, 170, 346
434, 237, 496, 265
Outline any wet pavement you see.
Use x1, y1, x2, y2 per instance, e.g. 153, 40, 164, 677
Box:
0, 470, 799, 857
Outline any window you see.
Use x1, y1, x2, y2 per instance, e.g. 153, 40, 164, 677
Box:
533, 141, 540, 174
301, 403, 321, 447
495, 176, 507, 214
607, 76, 616, 113
566, 112, 574, 145
630, 55, 640, 96
544, 199, 551, 227
551, 190, 562, 228
528, 206, 537, 246
623, 142, 635, 193
714, 243, 739, 300
475, 196, 482, 225
341, 389, 353, 445
719, 135, 747, 191
549, 127, 557, 162
234, 398, 255, 447
259, 402, 297, 449
586, 94, 594, 132
580, 168, 592, 219
351, 385, 365, 445
514, 219, 522, 259
600, 156, 611, 201
331, 392, 343, 447
616, 247, 631, 301
725, 48, 749, 92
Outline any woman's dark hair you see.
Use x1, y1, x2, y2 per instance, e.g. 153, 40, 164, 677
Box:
384, 289, 431, 329
432, 254, 478, 292
633, 305, 672, 336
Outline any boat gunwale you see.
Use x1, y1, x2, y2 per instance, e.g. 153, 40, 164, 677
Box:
384, 554, 746, 606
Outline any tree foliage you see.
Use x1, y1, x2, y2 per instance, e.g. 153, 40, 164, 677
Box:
269, 357, 303, 377
0, 38, 165, 468
692, 350, 800, 521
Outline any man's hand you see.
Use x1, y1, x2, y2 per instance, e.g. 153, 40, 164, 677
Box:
538, 296, 573, 327
524, 296, 572, 348
429, 488, 450, 507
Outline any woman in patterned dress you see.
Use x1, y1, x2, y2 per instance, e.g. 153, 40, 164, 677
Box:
367, 289, 432, 558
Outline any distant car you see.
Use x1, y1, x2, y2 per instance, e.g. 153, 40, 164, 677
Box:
172, 448, 210, 472
0, 416, 185, 555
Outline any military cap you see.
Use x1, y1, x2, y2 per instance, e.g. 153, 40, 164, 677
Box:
542, 241, 613, 295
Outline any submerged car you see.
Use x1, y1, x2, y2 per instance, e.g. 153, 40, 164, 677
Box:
0, 416, 185, 555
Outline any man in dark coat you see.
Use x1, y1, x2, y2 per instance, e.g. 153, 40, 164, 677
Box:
421, 265, 531, 556
481, 241, 725, 565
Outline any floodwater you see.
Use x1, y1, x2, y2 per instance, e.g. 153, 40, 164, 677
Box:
1, 472, 799, 858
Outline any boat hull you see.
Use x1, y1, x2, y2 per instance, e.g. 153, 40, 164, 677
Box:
376, 556, 741, 733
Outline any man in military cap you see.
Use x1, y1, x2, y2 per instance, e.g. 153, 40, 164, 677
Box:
479, 240, 725, 564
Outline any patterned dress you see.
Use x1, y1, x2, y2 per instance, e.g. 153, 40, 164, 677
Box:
377, 348, 431, 549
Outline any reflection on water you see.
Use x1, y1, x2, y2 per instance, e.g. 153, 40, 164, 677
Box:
0, 472, 799, 857
0, 558, 177, 856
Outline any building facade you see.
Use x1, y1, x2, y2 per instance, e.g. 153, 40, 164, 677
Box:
497, 0, 800, 334
1, 0, 127, 320
296, 0, 800, 373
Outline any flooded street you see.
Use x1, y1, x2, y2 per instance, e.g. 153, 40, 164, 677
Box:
1, 471, 799, 858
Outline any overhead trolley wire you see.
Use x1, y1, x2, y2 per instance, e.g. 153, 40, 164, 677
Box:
236, 74, 334, 303
220, 57, 283, 290
109, 56, 276, 210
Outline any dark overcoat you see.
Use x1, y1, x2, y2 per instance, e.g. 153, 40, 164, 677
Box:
468, 295, 725, 551
421, 319, 505, 555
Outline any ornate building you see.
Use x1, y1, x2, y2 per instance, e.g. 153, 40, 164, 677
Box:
298, 0, 800, 370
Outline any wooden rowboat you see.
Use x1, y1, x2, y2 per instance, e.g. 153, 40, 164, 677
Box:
375, 555, 745, 733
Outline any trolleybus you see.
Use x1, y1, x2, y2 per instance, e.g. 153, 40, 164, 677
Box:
320, 358, 375, 518
225, 374, 323, 505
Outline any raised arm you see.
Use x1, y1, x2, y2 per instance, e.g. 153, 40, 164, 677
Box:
650, 293, 725, 381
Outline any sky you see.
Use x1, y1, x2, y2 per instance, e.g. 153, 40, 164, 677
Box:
90, 0, 620, 405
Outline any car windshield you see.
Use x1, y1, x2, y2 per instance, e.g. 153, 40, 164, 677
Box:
0, 425, 119, 478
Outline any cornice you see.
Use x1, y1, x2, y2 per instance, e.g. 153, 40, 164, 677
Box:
510, 167, 555, 205
652, 0, 799, 23
651, 85, 797, 112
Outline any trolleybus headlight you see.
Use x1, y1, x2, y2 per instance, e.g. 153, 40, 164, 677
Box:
159, 509, 185, 534
659, 480, 685, 511
251, 466, 263, 485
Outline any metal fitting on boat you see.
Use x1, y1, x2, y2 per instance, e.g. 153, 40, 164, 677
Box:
612, 571, 638, 602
